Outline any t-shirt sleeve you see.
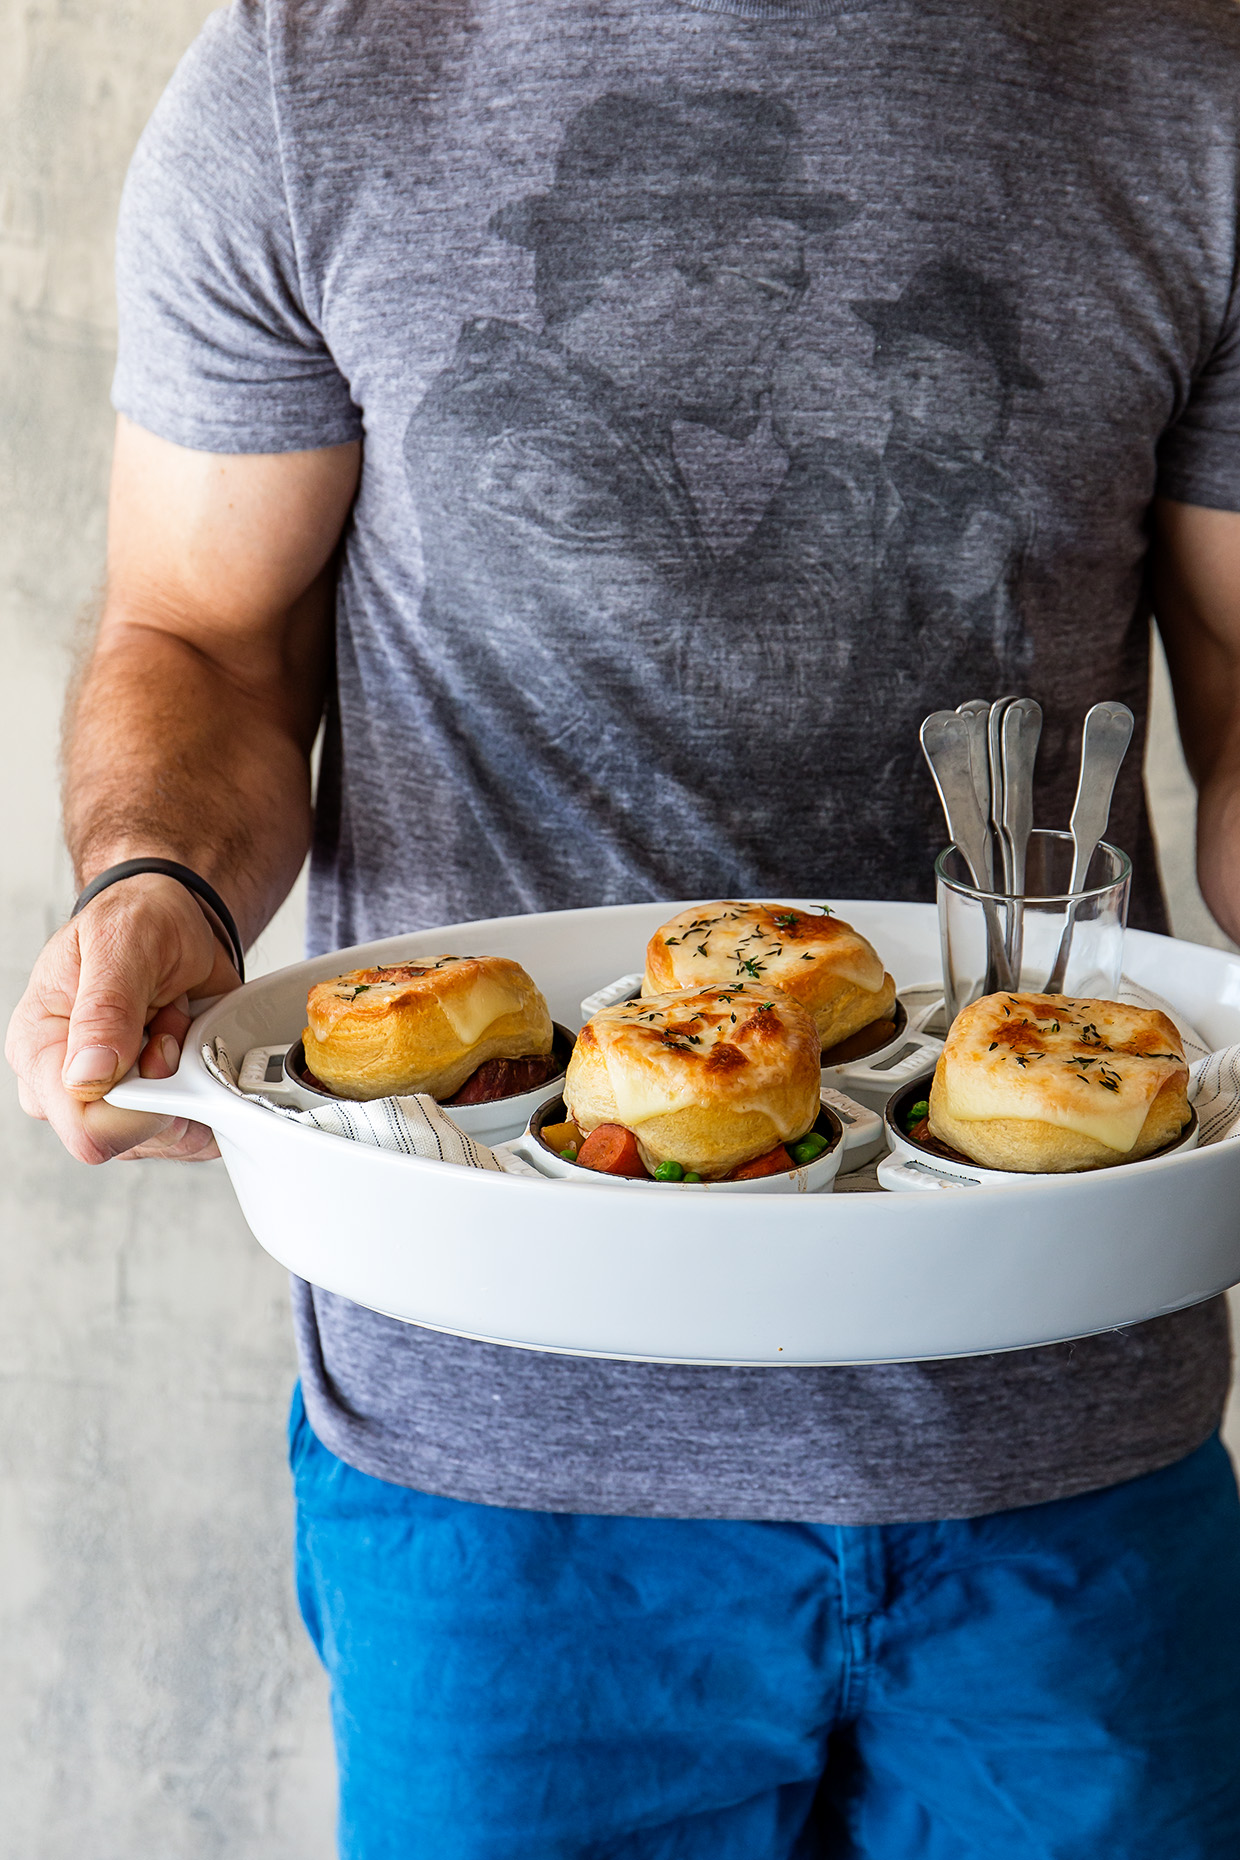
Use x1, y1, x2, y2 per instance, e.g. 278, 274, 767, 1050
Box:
1156, 284, 1240, 510
111, 0, 361, 454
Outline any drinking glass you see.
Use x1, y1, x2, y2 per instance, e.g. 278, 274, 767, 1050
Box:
936, 830, 1131, 1024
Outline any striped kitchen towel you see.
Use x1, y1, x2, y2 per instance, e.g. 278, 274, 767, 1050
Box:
202, 1037, 543, 1176
1111, 979, 1240, 1144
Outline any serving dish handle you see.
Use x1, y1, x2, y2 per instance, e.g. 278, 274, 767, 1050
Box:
105, 1056, 253, 1135
823, 1091, 883, 1156
876, 1153, 970, 1192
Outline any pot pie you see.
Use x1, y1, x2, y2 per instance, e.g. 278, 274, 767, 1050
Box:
927, 992, 1190, 1173
303, 956, 554, 1102
643, 902, 897, 1052
564, 985, 823, 1180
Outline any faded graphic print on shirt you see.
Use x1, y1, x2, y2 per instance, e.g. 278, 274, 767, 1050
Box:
403, 88, 1041, 873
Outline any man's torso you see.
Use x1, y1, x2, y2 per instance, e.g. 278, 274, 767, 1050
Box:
115, 0, 1240, 1518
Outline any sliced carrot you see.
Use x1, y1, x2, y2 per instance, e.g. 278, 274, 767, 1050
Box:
576, 1124, 649, 1178
729, 1144, 794, 1181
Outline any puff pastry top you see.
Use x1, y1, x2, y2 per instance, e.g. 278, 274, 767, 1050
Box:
565, 984, 822, 1177
643, 902, 896, 1050
929, 991, 1190, 1172
303, 955, 553, 1101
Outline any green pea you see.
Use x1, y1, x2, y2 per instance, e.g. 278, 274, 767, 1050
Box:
560, 1144, 579, 1161
790, 1132, 830, 1165
653, 1159, 685, 1182
682, 1171, 702, 1184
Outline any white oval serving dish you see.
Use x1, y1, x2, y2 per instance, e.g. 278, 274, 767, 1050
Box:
105, 899, 1240, 1365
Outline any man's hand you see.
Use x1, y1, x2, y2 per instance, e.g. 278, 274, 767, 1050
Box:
1151, 497, 1240, 943
6, 874, 240, 1164
6, 416, 360, 1165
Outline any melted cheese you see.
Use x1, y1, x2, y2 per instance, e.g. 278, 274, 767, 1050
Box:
942, 993, 1186, 1153
316, 956, 456, 1018
437, 972, 525, 1045
602, 1061, 704, 1129
589, 988, 810, 1128
312, 955, 523, 1045
648, 902, 884, 994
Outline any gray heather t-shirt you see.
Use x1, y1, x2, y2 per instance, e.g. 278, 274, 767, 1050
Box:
113, 0, 1238, 1521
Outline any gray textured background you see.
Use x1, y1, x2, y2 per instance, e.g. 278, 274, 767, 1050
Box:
1, 3, 1237, 1854
1, 3, 334, 1853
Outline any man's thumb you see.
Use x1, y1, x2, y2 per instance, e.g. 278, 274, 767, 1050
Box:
62, 940, 154, 1099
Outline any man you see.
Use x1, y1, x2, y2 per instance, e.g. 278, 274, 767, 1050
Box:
9, 0, 1240, 1851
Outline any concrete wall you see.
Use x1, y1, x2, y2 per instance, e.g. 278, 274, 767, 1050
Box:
0, 3, 1236, 1854
1, 2, 334, 1853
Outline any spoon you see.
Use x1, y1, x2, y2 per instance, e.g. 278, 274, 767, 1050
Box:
956, 699, 994, 885
921, 711, 1014, 991
999, 698, 1043, 980
1042, 701, 1134, 994
986, 696, 1017, 896
921, 710, 992, 893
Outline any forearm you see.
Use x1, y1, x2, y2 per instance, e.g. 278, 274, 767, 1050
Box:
1153, 587, 1240, 939
5, 425, 356, 1166
65, 592, 328, 945
1193, 745, 1240, 945
1151, 497, 1240, 944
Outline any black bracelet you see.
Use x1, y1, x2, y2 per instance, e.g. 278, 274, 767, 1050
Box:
72, 858, 246, 984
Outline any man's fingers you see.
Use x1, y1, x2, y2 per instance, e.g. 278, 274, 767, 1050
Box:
80, 1102, 185, 1157
7, 877, 242, 1165
8, 973, 92, 1155
62, 886, 220, 1099
139, 998, 194, 1079
115, 1119, 221, 1163
78, 1100, 222, 1163
5, 931, 79, 1093
64, 965, 158, 1098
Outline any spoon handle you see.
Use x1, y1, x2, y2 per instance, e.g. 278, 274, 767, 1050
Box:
1000, 698, 1043, 982
956, 698, 994, 886
921, 710, 1015, 993
987, 696, 1016, 895
1067, 702, 1134, 892
1043, 701, 1134, 994
921, 711, 991, 891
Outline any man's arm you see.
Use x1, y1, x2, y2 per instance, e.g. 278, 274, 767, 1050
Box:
1151, 497, 1240, 943
5, 415, 360, 1164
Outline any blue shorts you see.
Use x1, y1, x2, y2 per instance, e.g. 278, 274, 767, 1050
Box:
289, 1387, 1240, 1858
